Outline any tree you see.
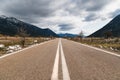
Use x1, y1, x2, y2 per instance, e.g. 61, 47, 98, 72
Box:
77, 30, 85, 41
104, 30, 113, 39
79, 30, 84, 38
17, 27, 29, 47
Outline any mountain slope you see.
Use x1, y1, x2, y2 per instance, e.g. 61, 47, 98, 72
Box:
89, 15, 120, 37
0, 15, 58, 37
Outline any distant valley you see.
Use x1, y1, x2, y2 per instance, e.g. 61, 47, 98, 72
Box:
58, 33, 78, 38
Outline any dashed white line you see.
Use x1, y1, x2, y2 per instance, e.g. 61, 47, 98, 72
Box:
60, 39, 71, 80
51, 39, 60, 80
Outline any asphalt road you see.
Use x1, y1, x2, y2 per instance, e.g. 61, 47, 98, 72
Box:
0, 38, 120, 80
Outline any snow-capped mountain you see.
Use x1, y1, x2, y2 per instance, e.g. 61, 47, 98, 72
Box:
0, 15, 21, 23
0, 15, 8, 19
0, 15, 58, 37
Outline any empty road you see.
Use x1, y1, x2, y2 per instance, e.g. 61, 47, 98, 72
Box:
0, 38, 120, 80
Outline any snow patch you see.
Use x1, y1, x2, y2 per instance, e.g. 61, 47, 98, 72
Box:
0, 44, 5, 48
6, 45, 22, 53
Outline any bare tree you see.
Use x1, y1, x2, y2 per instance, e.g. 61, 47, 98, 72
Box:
79, 30, 84, 38
104, 30, 113, 39
78, 30, 85, 41
17, 27, 29, 47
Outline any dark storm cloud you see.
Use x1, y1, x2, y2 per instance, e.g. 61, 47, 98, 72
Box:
2, 0, 57, 23
58, 24, 74, 31
84, 13, 99, 21
5, 0, 52, 16
65, 0, 113, 21
0, 0, 115, 28
0, 0, 114, 23
109, 9, 120, 18
72, 0, 112, 11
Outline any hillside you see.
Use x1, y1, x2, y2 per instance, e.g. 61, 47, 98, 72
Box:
89, 14, 120, 37
0, 15, 58, 37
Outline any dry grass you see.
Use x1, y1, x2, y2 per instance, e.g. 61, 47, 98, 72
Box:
0, 37, 52, 56
69, 37, 120, 53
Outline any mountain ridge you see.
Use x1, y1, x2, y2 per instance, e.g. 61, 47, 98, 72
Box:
0, 15, 58, 37
89, 14, 120, 37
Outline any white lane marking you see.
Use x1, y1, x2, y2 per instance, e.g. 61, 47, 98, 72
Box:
51, 39, 60, 80
60, 39, 71, 80
70, 39, 120, 57
0, 39, 55, 59
80, 43, 120, 57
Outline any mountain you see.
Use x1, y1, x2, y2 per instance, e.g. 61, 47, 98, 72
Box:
89, 14, 120, 37
0, 15, 58, 37
58, 33, 78, 37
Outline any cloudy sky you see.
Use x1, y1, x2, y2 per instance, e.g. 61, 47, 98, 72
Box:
0, 0, 120, 35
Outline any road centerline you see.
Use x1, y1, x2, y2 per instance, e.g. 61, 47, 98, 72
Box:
51, 39, 60, 80
60, 39, 71, 80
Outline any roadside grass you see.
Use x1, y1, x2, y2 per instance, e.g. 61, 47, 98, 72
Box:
69, 38, 120, 53
0, 37, 52, 56
0, 48, 6, 56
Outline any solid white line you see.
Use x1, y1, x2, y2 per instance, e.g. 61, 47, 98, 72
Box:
51, 39, 60, 80
60, 39, 71, 80
0, 39, 54, 59
80, 43, 120, 57
70, 39, 120, 57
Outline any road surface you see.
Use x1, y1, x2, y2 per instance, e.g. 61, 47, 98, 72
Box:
0, 38, 120, 80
